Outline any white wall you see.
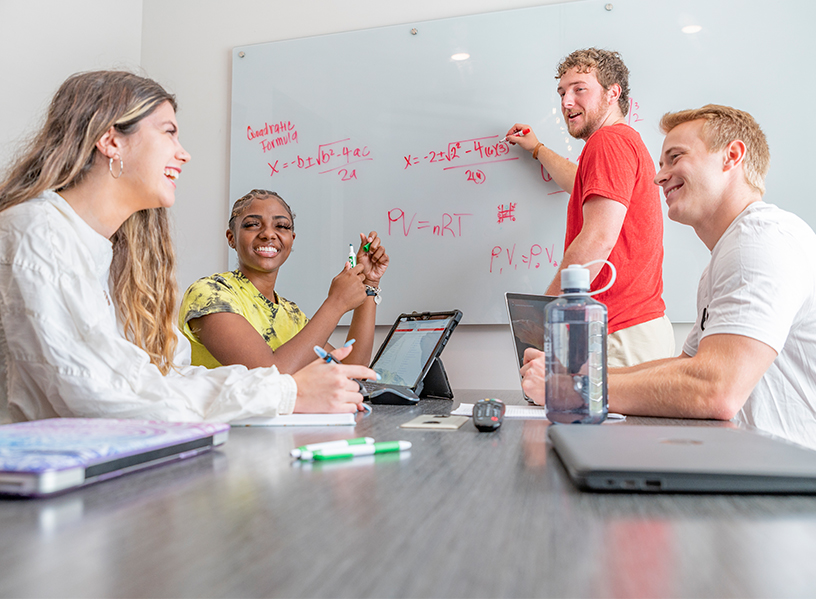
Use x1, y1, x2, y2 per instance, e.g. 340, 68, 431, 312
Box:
0, 0, 691, 393
0, 0, 142, 424
0, 0, 143, 169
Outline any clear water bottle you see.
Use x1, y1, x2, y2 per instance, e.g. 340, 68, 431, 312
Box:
544, 262, 614, 424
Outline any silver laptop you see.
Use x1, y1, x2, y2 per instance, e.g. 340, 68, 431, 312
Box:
504, 292, 558, 403
0, 418, 229, 497
549, 424, 816, 493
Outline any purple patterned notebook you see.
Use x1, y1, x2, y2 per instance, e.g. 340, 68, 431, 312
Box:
0, 419, 229, 497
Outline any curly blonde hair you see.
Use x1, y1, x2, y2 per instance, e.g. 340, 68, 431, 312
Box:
0, 71, 180, 374
556, 48, 630, 117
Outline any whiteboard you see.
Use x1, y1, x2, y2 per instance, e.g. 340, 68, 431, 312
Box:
230, 0, 816, 325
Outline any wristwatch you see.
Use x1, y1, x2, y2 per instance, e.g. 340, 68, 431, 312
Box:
365, 285, 382, 305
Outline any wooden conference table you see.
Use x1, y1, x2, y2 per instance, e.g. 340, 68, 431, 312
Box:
2, 390, 816, 598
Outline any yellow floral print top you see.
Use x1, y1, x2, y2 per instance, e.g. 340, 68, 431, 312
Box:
179, 270, 309, 368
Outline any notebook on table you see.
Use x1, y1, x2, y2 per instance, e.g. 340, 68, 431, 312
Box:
362, 310, 462, 405
505, 292, 558, 404
549, 424, 816, 493
0, 418, 229, 497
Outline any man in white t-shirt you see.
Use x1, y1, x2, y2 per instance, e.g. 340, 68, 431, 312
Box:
521, 104, 816, 450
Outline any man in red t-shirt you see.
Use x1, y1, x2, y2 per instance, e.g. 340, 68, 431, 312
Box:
507, 47, 673, 367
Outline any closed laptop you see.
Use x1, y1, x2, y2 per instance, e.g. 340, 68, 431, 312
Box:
549, 424, 816, 493
0, 418, 229, 497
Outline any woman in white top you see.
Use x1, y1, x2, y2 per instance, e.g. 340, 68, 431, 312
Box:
0, 70, 375, 423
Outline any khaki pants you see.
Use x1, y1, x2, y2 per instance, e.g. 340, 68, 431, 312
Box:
607, 315, 675, 369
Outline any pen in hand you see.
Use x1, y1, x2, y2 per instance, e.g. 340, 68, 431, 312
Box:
500, 127, 531, 143
312, 339, 356, 364
312, 343, 381, 395
314, 345, 341, 364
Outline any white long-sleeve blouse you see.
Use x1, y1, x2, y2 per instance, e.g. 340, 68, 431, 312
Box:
0, 191, 296, 422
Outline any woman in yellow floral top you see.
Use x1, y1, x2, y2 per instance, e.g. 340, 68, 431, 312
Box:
179, 189, 389, 373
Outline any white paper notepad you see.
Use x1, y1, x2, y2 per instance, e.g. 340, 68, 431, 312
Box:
452, 404, 625, 421
231, 413, 356, 427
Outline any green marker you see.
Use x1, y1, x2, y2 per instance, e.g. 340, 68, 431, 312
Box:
362, 241, 371, 252
348, 243, 356, 267
299, 440, 412, 461
290, 437, 374, 459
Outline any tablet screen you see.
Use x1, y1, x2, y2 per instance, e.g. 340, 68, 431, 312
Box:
371, 316, 455, 387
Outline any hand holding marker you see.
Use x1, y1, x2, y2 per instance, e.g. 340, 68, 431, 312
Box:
312, 343, 380, 406
500, 127, 531, 143
348, 241, 372, 267
301, 343, 411, 462
313, 341, 365, 366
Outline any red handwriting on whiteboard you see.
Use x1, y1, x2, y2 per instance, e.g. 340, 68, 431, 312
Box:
540, 165, 553, 182
497, 203, 516, 224
388, 209, 473, 237
247, 120, 298, 153
403, 135, 520, 183
540, 164, 569, 194
627, 98, 644, 125
466, 169, 486, 184
489, 243, 559, 274
266, 138, 372, 182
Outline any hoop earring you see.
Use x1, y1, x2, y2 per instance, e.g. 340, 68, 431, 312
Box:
109, 155, 123, 179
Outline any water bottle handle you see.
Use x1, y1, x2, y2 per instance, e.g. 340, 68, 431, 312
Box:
579, 259, 617, 296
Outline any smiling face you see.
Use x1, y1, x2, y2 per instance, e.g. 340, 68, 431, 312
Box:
227, 196, 296, 278
655, 119, 728, 228
117, 101, 190, 211
557, 68, 618, 140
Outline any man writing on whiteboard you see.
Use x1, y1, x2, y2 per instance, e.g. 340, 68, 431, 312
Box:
507, 48, 673, 367
523, 105, 816, 450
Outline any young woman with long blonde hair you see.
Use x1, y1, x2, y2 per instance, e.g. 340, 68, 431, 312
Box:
0, 70, 374, 422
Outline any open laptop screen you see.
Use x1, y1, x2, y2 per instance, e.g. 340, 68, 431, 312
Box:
505, 292, 558, 402
505, 292, 558, 367
371, 313, 459, 388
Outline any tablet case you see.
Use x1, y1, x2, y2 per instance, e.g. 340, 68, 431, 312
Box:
364, 310, 461, 404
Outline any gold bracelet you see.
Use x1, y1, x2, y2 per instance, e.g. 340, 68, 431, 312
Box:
532, 142, 544, 160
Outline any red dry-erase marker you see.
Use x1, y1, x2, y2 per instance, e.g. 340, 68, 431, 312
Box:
500, 127, 531, 143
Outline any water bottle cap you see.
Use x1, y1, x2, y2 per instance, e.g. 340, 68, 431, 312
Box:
561, 264, 590, 291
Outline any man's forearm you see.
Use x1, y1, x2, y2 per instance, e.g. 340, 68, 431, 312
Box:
610, 334, 777, 421
609, 357, 730, 419
535, 144, 578, 193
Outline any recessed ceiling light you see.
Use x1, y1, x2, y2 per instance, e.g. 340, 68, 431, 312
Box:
451, 53, 470, 61
682, 25, 702, 34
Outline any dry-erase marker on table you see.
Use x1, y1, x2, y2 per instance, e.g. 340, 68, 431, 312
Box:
298, 440, 412, 461
348, 243, 356, 267
500, 127, 531, 143
290, 437, 375, 458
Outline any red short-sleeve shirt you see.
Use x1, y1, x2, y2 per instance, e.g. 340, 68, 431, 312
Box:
566, 123, 666, 333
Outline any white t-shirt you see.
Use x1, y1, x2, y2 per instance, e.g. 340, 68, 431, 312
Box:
683, 202, 816, 449
0, 191, 297, 422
